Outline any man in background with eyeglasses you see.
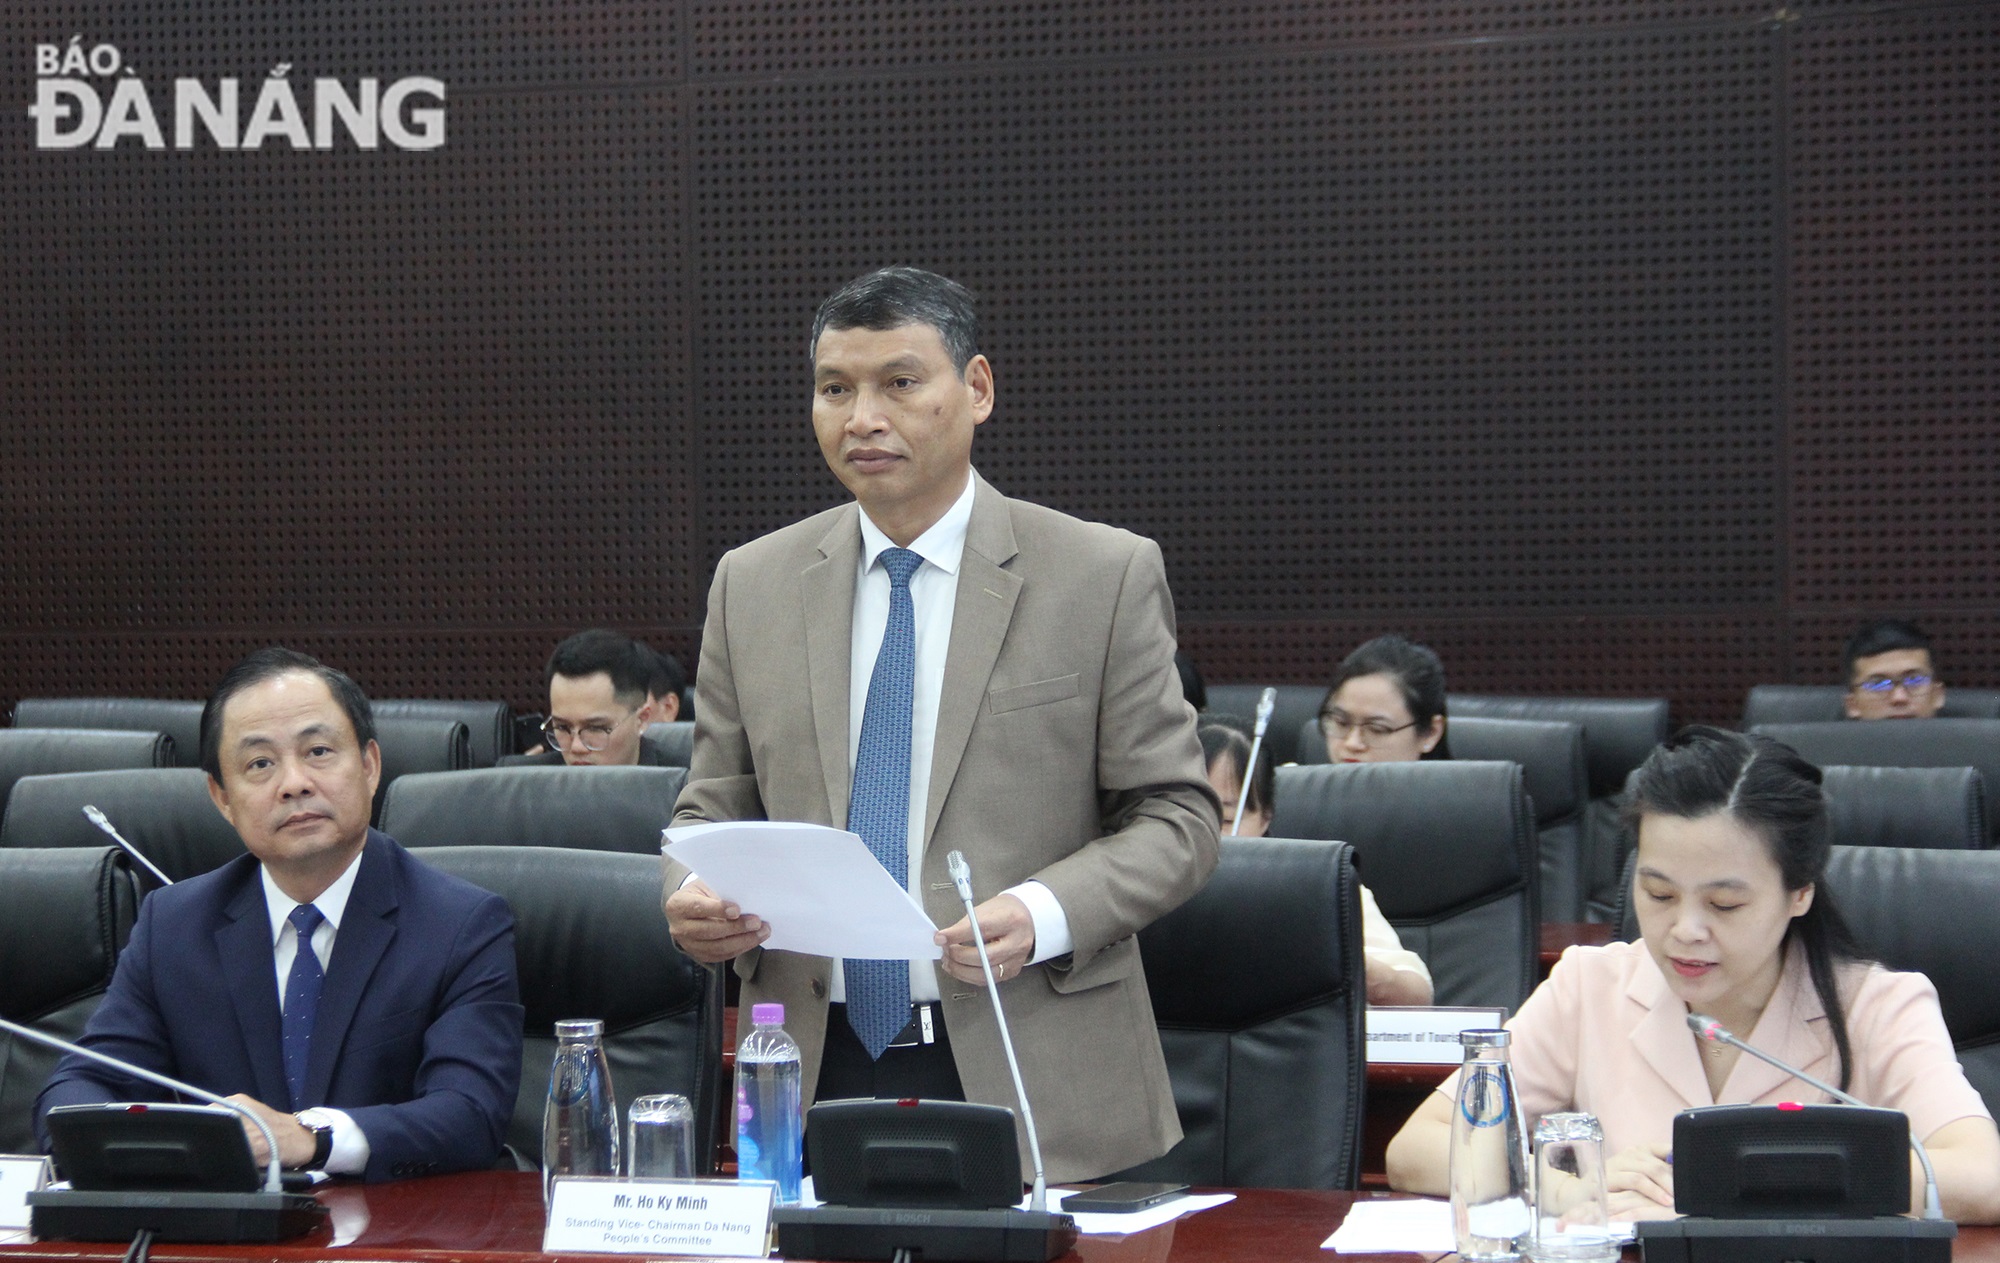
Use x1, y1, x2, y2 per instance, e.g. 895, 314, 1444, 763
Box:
1844, 618, 1947, 721
505, 628, 684, 766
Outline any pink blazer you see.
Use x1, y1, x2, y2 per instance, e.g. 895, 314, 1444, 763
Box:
1437, 939, 1989, 1155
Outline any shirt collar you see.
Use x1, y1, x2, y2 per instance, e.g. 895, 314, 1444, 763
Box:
261, 845, 367, 946
857, 472, 975, 579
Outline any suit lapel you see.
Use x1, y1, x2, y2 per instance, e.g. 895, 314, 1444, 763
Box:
1627, 954, 1714, 1111
302, 832, 399, 1106
804, 508, 860, 827
926, 477, 1021, 846
216, 870, 290, 1108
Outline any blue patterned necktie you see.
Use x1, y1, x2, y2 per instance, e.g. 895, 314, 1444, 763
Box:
282, 903, 327, 1108
845, 547, 924, 1059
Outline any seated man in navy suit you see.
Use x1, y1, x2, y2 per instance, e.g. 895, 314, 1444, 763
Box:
37, 648, 523, 1181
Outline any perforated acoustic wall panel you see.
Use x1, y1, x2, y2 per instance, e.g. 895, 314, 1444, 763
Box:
2, 2, 1995, 722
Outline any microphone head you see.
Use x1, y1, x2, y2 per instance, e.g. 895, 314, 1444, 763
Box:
1686, 1013, 1727, 1042
945, 849, 974, 898
83, 804, 111, 829
1252, 687, 1277, 736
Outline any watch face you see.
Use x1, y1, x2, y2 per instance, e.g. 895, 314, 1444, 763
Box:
297, 1109, 333, 1131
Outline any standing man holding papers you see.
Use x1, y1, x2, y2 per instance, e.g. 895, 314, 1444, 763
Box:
663, 266, 1220, 1182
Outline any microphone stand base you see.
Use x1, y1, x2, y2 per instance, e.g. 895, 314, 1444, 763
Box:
773, 1205, 1078, 1262
1637, 1215, 1954, 1263
28, 1189, 327, 1244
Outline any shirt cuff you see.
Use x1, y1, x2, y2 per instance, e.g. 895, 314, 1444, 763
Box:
1005, 880, 1073, 966
318, 1108, 370, 1177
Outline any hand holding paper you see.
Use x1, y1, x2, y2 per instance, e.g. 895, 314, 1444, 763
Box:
663, 821, 944, 961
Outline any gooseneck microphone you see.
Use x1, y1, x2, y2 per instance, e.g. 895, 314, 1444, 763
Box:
82, 805, 174, 887
945, 849, 1048, 1213
1229, 687, 1277, 837
1686, 1012, 1943, 1220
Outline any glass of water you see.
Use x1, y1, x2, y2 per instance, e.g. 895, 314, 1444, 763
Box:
626, 1093, 695, 1180
1530, 1112, 1618, 1262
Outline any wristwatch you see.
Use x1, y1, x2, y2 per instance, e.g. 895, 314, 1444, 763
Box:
293, 1108, 335, 1171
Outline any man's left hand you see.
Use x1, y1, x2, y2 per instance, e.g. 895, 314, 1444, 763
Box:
934, 893, 1035, 986
225, 1094, 315, 1168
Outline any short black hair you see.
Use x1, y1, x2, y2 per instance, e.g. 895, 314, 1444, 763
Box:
810, 266, 981, 372
200, 647, 376, 783
1842, 619, 1935, 684
637, 640, 688, 704
1325, 633, 1452, 760
545, 628, 652, 707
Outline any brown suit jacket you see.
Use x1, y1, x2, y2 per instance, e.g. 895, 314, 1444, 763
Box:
667, 473, 1219, 1181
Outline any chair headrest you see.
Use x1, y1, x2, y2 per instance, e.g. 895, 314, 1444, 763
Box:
642, 721, 696, 766
1445, 716, 1587, 824
1139, 837, 1356, 1027
0, 729, 177, 809
1822, 765, 1987, 851
382, 766, 685, 854
11, 699, 204, 768
0, 768, 246, 881
1823, 846, 2000, 1041
1447, 695, 1670, 797
1271, 761, 1531, 919
1753, 720, 2000, 840
409, 846, 707, 1033
372, 700, 515, 767
0, 847, 139, 1020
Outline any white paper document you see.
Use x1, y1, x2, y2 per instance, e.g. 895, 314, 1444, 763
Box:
663, 821, 944, 961
1321, 1196, 1454, 1254
1051, 1188, 1234, 1236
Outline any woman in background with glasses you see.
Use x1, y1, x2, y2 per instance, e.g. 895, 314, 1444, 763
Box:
1319, 634, 1450, 764
1202, 716, 1433, 1005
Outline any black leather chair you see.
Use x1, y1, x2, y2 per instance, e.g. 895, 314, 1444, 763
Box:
371, 716, 471, 825
374, 700, 515, 768
1823, 765, 1988, 852
642, 721, 697, 767
1292, 713, 1588, 924
1115, 836, 1365, 1190
1447, 696, 1670, 923
410, 846, 725, 1170
0, 847, 143, 1153
1272, 761, 1538, 1012
0, 728, 177, 817
0, 768, 246, 881
1206, 684, 1325, 767
1752, 719, 2000, 846
1745, 684, 2000, 728
11, 698, 205, 769
381, 766, 687, 854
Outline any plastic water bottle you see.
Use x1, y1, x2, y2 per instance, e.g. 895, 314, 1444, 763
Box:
1450, 1029, 1531, 1261
735, 1002, 803, 1205
544, 1018, 619, 1203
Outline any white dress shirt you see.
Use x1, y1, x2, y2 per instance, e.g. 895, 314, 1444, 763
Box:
260, 851, 369, 1174
829, 472, 1074, 1004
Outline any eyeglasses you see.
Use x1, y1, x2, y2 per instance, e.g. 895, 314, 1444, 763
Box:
1853, 673, 1934, 695
1318, 709, 1419, 745
541, 711, 639, 752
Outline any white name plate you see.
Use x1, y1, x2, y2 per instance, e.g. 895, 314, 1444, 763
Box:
1366, 1006, 1508, 1065
543, 1176, 774, 1257
0, 1155, 51, 1231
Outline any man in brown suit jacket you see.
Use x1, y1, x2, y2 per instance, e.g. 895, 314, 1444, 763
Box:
664, 267, 1219, 1182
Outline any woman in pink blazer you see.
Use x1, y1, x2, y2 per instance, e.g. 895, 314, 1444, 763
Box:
1387, 726, 2000, 1224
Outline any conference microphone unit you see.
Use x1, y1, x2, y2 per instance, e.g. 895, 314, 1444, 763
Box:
0, 1015, 325, 1245
1634, 1014, 1953, 1263
770, 850, 1078, 1262
82, 805, 175, 887
1229, 687, 1276, 837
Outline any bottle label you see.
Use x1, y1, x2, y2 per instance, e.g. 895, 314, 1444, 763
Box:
1460, 1065, 1511, 1129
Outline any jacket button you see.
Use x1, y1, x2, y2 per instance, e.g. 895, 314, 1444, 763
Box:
810, 978, 826, 999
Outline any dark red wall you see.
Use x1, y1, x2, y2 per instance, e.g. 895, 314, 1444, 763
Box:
4, 1, 1994, 723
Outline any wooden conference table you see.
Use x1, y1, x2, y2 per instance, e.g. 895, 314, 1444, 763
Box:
5, 1172, 1999, 1263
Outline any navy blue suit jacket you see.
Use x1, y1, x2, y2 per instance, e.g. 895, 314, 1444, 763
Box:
36, 830, 524, 1182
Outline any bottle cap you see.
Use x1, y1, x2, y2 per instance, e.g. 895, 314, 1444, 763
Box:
1459, 1028, 1510, 1049
555, 1018, 605, 1038
751, 1002, 785, 1025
